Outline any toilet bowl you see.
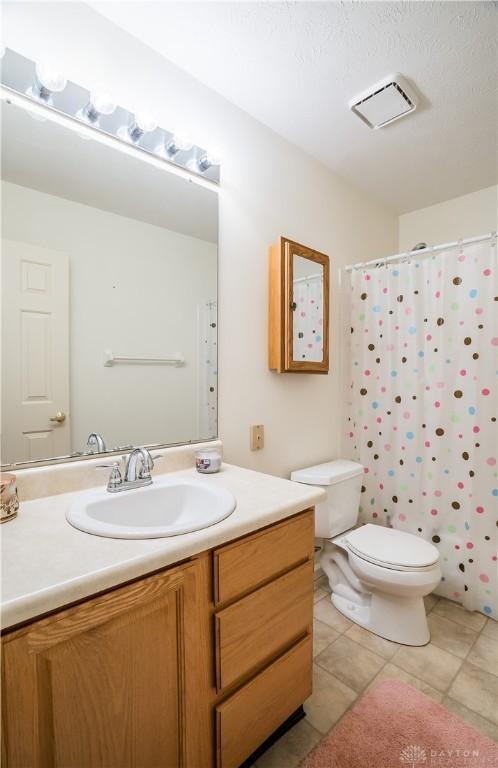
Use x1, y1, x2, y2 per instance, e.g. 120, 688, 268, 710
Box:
291, 460, 441, 646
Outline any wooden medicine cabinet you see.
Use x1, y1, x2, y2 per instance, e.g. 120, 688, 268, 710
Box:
269, 237, 329, 373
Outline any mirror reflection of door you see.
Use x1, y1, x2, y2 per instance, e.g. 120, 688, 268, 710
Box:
1, 240, 70, 462
292, 255, 324, 364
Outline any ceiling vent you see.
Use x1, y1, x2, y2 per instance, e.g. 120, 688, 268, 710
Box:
349, 74, 418, 129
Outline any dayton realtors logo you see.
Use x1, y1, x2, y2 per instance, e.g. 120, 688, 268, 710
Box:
400, 745, 427, 767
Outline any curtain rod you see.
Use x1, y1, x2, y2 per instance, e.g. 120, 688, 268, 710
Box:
344, 231, 496, 272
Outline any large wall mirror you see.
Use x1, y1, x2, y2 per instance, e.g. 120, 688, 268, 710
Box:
1, 100, 218, 467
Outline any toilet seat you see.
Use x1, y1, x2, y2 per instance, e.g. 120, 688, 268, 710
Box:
344, 524, 439, 572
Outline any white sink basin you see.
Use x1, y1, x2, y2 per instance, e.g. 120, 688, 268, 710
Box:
66, 475, 237, 539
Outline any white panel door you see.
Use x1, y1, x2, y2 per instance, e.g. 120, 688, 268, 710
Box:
1, 240, 70, 463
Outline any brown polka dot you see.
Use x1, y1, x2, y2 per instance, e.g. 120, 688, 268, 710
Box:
453, 277, 462, 285
361, 293, 367, 300
367, 440, 373, 447
454, 390, 463, 398
395, 396, 401, 403
368, 343, 375, 351
392, 496, 398, 503
464, 337, 471, 345
462, 452, 469, 460
435, 427, 445, 436
437, 317, 444, 326
459, 563, 465, 572
397, 295, 403, 303
432, 535, 440, 543
360, 388, 368, 395
452, 501, 460, 510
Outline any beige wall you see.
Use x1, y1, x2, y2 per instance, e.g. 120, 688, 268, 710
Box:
399, 186, 498, 251
2, 2, 398, 478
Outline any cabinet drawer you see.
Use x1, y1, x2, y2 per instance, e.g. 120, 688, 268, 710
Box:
215, 559, 313, 691
216, 635, 312, 768
213, 509, 314, 605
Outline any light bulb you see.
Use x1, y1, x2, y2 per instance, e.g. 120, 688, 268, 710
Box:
31, 61, 67, 102
198, 152, 220, 172
80, 89, 116, 123
128, 111, 158, 142
166, 134, 194, 156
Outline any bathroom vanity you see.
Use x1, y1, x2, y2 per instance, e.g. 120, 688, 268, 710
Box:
1, 460, 323, 768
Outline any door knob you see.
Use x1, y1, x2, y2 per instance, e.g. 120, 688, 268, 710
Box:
50, 411, 66, 423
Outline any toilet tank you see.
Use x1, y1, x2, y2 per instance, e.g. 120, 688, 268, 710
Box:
290, 460, 364, 539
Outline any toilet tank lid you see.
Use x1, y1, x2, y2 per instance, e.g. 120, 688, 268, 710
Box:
290, 459, 364, 486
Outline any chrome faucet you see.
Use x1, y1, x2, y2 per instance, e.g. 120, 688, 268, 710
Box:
98, 447, 159, 493
87, 433, 106, 454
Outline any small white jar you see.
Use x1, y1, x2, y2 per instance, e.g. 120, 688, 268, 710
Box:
195, 447, 222, 474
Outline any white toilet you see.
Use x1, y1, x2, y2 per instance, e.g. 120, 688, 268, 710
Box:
291, 459, 441, 646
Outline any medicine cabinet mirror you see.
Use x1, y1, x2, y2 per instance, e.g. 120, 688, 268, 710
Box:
1, 100, 218, 468
268, 237, 329, 374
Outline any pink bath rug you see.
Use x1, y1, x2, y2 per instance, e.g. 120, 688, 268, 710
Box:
300, 679, 497, 767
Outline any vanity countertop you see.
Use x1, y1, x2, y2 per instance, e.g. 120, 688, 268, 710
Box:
1, 464, 325, 630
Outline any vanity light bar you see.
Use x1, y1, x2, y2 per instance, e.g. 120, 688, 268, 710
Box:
0, 48, 220, 184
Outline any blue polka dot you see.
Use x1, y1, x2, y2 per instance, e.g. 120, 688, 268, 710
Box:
372, 305, 381, 313
484, 606, 492, 615
408, 326, 417, 335
372, 401, 379, 409
392, 270, 399, 277
492, 489, 498, 497
315, 335, 322, 342
469, 289, 478, 298
464, 521, 470, 530
391, 370, 397, 377
406, 432, 414, 440
415, 456, 422, 463
468, 406, 476, 415
418, 351, 424, 357
388, 469, 395, 477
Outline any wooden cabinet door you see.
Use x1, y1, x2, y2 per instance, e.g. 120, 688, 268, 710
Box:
1, 559, 212, 768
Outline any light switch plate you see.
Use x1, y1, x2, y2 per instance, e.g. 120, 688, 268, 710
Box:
250, 424, 264, 451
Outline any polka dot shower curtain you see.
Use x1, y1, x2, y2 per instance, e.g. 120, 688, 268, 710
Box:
347, 237, 497, 619
293, 273, 324, 362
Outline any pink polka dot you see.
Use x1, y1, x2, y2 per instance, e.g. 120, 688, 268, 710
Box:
434, 401, 441, 408
483, 268, 492, 276
492, 338, 498, 346
435, 291, 441, 298
473, 426, 480, 434
455, 544, 460, 550
434, 490, 442, 497
482, 388, 490, 396
399, 514, 407, 522
430, 509, 438, 516
466, 542, 474, 550
384, 444, 391, 451
382, 287, 388, 293
475, 308, 483, 315
372, 512, 378, 518
381, 386, 387, 393
426, 334, 432, 341
458, 254, 465, 262
459, 369, 467, 376
476, 506, 484, 514
379, 483, 384, 490
486, 457, 496, 466
365, 274, 371, 281
403, 411, 410, 419
453, 592, 461, 599
376, 417, 382, 424
479, 574, 489, 583
457, 482, 464, 489
492, 556, 497, 562
364, 370, 371, 376
405, 308, 412, 316
424, 440, 431, 448
437, 381, 444, 389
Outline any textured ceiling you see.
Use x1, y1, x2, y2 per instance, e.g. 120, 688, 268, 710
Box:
91, 1, 498, 213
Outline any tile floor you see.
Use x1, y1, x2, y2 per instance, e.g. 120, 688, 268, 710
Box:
253, 574, 498, 767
